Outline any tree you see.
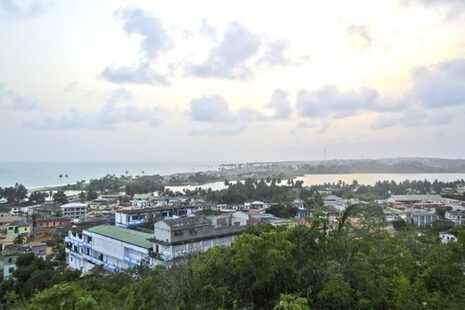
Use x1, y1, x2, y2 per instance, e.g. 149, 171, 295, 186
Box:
78, 191, 86, 202
53, 191, 68, 204
275, 294, 310, 310
2, 183, 28, 203
25, 283, 101, 310
29, 192, 48, 204
318, 274, 354, 310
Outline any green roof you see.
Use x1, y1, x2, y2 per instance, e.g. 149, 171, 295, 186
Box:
87, 225, 152, 249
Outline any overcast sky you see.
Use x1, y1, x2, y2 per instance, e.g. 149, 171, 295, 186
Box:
1, 0, 465, 162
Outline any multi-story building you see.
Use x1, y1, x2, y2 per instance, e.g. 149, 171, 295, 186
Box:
0, 243, 47, 279
35, 217, 72, 231
406, 210, 439, 227
115, 205, 196, 228
445, 210, 465, 226
151, 212, 248, 265
65, 225, 153, 274
60, 202, 88, 220
66, 212, 249, 273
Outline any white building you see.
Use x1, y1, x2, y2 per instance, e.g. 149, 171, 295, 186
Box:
151, 212, 248, 265
1, 243, 47, 279
115, 205, 196, 228
406, 210, 439, 227
60, 202, 88, 220
439, 232, 457, 244
445, 210, 465, 226
65, 225, 153, 274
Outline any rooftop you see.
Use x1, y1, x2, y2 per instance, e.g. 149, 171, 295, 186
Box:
87, 225, 152, 249
390, 195, 444, 202
162, 216, 212, 229
61, 202, 88, 208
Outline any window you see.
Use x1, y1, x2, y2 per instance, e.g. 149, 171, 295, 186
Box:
8, 258, 12, 263
155, 245, 159, 253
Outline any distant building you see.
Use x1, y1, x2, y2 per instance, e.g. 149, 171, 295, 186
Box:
115, 206, 196, 228
439, 232, 457, 244
60, 203, 88, 220
6, 221, 32, 238
406, 210, 439, 227
35, 217, 72, 231
0, 243, 47, 279
445, 210, 465, 226
388, 195, 444, 204
65, 225, 153, 274
151, 212, 247, 265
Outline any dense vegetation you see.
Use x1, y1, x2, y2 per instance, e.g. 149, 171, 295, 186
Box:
3, 211, 465, 309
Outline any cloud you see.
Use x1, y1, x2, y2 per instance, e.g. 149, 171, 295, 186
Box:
63, 81, 78, 93
346, 24, 375, 51
0, 0, 49, 19
191, 22, 261, 80
409, 59, 465, 108
267, 89, 292, 120
259, 40, 291, 66
101, 7, 171, 85
199, 19, 217, 39
0, 83, 38, 110
406, 0, 465, 9
115, 7, 172, 61
188, 94, 265, 136
101, 63, 168, 85
296, 85, 397, 119
23, 88, 166, 130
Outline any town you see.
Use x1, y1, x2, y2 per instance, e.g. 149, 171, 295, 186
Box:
1, 177, 464, 280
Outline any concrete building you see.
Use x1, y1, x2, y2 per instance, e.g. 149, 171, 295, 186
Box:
151, 213, 247, 265
115, 206, 196, 228
445, 210, 465, 226
439, 231, 457, 244
65, 225, 152, 274
406, 210, 439, 227
0, 243, 46, 279
35, 217, 72, 231
60, 202, 88, 220
388, 195, 444, 204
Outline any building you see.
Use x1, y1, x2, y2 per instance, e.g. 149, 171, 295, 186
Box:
406, 210, 439, 227
115, 205, 196, 228
151, 212, 247, 265
35, 217, 72, 231
60, 202, 88, 220
6, 221, 32, 238
0, 243, 47, 279
388, 195, 444, 204
445, 210, 465, 226
0, 216, 25, 231
439, 231, 457, 244
65, 225, 153, 274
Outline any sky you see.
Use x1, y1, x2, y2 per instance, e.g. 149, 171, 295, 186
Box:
1, 0, 465, 163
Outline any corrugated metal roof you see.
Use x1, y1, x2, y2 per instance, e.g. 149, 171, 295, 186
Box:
87, 225, 152, 249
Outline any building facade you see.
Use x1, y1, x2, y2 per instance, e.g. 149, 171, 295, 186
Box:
151, 213, 248, 265
65, 225, 152, 274
60, 203, 88, 220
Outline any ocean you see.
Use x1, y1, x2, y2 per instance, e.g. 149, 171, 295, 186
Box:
2, 162, 465, 190
0, 161, 219, 188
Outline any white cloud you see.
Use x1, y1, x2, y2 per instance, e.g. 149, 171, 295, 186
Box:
23, 88, 166, 130
267, 89, 292, 120
0, 83, 38, 110
0, 0, 49, 19
188, 94, 265, 135
101, 7, 172, 85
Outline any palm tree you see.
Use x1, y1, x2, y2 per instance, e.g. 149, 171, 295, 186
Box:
59, 174, 63, 178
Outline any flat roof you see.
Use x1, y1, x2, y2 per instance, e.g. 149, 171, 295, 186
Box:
390, 195, 443, 201
87, 225, 152, 249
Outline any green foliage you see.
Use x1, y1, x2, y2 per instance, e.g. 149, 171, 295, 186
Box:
0, 183, 28, 203
274, 294, 311, 310
28, 192, 48, 204
7, 223, 465, 310
53, 190, 68, 204
267, 204, 298, 218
